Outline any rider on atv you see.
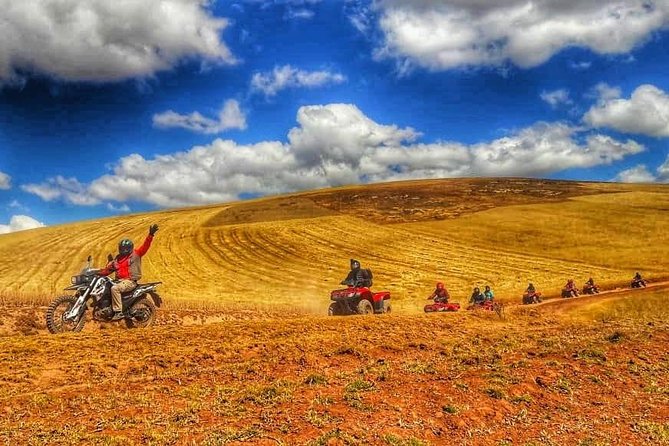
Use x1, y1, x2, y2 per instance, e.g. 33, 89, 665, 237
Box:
583, 277, 599, 294
524, 283, 542, 304
469, 287, 485, 305
562, 279, 580, 298
428, 282, 450, 303
483, 285, 494, 301
631, 272, 647, 288
341, 259, 372, 288
100, 224, 159, 320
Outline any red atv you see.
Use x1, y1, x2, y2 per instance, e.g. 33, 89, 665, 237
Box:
424, 301, 461, 312
582, 282, 600, 294
467, 300, 504, 317
522, 292, 542, 305
329, 286, 391, 315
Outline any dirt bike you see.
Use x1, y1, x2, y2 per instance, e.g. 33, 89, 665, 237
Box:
329, 280, 391, 316
46, 256, 162, 334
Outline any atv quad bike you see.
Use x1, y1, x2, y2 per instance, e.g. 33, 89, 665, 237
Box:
424, 301, 461, 312
522, 292, 542, 305
561, 288, 580, 298
329, 286, 391, 316
466, 300, 504, 317
631, 279, 647, 289
582, 283, 600, 294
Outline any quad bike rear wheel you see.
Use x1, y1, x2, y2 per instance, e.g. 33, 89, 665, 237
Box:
383, 303, 392, 314
46, 295, 86, 334
357, 299, 373, 315
124, 296, 156, 329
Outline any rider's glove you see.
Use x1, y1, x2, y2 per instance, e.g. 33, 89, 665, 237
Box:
149, 224, 159, 236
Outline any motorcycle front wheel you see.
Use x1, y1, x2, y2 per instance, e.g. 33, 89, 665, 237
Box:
45, 295, 86, 334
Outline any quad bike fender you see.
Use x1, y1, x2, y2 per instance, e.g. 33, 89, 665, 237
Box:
372, 291, 390, 302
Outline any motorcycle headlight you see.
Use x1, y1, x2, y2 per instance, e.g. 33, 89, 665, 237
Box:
71, 276, 78, 284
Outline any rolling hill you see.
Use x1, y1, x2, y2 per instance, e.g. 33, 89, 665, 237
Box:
1, 177, 667, 311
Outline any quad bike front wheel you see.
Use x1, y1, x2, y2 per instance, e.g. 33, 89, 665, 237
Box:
46, 295, 86, 334
328, 302, 342, 316
125, 297, 157, 329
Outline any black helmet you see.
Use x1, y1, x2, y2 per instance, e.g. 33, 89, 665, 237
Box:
119, 239, 134, 256
350, 259, 361, 270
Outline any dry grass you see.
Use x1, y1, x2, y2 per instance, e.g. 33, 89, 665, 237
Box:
0, 309, 667, 445
0, 178, 667, 311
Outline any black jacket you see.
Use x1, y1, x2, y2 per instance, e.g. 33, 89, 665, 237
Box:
342, 268, 372, 287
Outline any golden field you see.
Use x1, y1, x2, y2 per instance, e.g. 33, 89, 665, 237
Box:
1, 178, 669, 445
0, 178, 667, 311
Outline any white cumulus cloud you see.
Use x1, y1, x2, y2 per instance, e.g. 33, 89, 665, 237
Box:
0, 0, 235, 84
374, 1, 669, 70
0, 215, 46, 234
153, 100, 247, 134
614, 154, 669, 182
584, 84, 669, 137
251, 65, 346, 97
23, 103, 645, 208
614, 164, 658, 183
541, 89, 573, 109
0, 171, 10, 190
21, 176, 100, 206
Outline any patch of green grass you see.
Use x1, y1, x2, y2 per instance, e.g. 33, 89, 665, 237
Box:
484, 387, 505, 400
633, 421, 669, 444
201, 427, 261, 445
510, 394, 532, 404
442, 404, 458, 414
305, 409, 336, 428
382, 433, 429, 446
345, 379, 376, 393
304, 373, 328, 385
307, 428, 359, 446
402, 361, 437, 375
239, 380, 294, 406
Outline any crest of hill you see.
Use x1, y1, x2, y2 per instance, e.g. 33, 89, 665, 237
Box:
0, 178, 666, 310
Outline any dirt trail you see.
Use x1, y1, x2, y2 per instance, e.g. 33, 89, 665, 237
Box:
521, 280, 669, 311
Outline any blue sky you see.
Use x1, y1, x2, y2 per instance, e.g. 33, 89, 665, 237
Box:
1, 0, 669, 232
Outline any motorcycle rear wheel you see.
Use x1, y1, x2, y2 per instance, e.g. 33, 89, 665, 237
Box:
46, 295, 86, 334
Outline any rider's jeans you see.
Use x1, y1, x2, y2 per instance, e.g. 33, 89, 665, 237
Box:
111, 279, 137, 312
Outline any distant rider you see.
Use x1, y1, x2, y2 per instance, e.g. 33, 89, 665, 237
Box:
428, 282, 450, 303
525, 283, 541, 303
583, 277, 598, 294
483, 285, 494, 301
341, 259, 372, 288
100, 224, 159, 320
563, 279, 579, 297
632, 272, 647, 288
469, 287, 485, 305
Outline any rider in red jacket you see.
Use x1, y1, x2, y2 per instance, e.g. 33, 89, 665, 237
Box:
100, 224, 159, 320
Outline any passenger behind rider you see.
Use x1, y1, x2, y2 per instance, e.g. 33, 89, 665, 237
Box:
341, 259, 372, 288
483, 285, 494, 301
428, 282, 450, 303
469, 287, 485, 305
100, 224, 159, 320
